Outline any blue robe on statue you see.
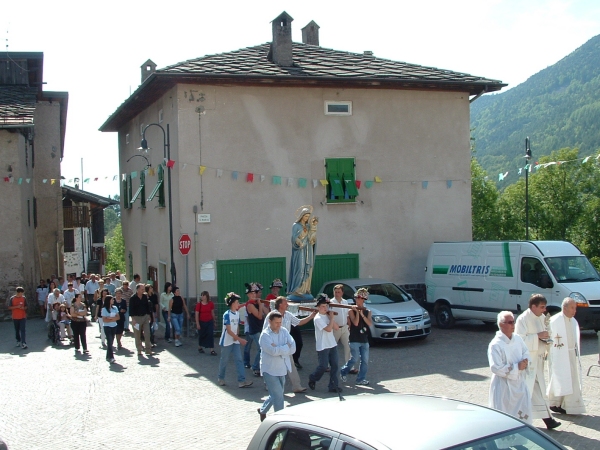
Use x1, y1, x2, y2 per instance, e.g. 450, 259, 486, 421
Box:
288, 222, 316, 297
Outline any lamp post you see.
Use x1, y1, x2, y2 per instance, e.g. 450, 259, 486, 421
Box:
525, 137, 532, 240
139, 123, 176, 286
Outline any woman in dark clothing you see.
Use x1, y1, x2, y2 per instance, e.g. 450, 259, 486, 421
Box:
114, 288, 127, 349
145, 284, 159, 347
195, 291, 217, 355
70, 293, 89, 354
168, 287, 190, 347
101, 295, 119, 364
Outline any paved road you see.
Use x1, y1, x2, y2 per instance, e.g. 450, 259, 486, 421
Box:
0, 317, 599, 449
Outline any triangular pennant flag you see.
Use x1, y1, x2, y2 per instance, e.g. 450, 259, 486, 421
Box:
104, 177, 108, 180
260, 175, 265, 182
18, 178, 22, 185
94, 177, 99, 181
199, 166, 206, 175
319, 179, 328, 186
43, 179, 48, 183
113, 175, 118, 180
355, 180, 361, 189
131, 171, 138, 179
313, 179, 318, 188
246, 173, 254, 183
583, 156, 591, 164
374, 176, 382, 183
518, 168, 522, 175
122, 174, 126, 181
446, 180, 452, 188
84, 178, 90, 183
272, 176, 281, 185
166, 160, 175, 168
287, 177, 293, 187
26, 178, 31, 183
298, 178, 307, 188
4, 177, 9, 182
365, 180, 374, 189
51, 179, 56, 185
232, 171, 238, 180
182, 163, 187, 170
421, 181, 428, 189
216, 169, 223, 177
68, 179, 73, 183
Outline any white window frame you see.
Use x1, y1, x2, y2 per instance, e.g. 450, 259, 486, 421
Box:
158, 109, 163, 123
324, 101, 352, 116
125, 133, 130, 145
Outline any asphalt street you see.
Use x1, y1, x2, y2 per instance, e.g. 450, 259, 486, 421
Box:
0, 317, 599, 449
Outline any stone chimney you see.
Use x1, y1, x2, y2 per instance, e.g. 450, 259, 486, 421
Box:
301, 21, 320, 46
141, 59, 157, 83
270, 11, 294, 67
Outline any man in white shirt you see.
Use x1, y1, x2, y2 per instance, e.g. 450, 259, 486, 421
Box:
85, 275, 99, 317
331, 284, 352, 372
308, 295, 341, 393
257, 311, 296, 421
63, 283, 79, 308
110, 272, 122, 289
46, 289, 65, 322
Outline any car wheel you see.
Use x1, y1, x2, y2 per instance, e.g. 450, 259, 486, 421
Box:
434, 303, 455, 329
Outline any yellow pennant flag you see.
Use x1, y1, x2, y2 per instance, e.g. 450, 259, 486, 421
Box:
319, 179, 329, 186
374, 176, 382, 183
199, 166, 206, 175
51, 179, 56, 185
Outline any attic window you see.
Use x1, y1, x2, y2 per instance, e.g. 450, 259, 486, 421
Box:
158, 109, 163, 123
126, 133, 130, 144
325, 101, 352, 116
281, 19, 287, 26
146, 65, 152, 72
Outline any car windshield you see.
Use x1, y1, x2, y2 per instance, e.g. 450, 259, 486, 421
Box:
448, 425, 563, 450
355, 283, 411, 304
545, 256, 600, 283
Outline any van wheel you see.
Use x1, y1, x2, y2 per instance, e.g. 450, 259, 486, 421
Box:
434, 304, 455, 329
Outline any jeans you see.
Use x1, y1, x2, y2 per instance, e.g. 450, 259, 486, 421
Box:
341, 341, 369, 382
243, 332, 261, 370
71, 320, 87, 350
13, 319, 26, 344
218, 343, 246, 382
290, 325, 303, 364
171, 313, 183, 337
260, 373, 286, 413
98, 318, 106, 343
309, 345, 339, 390
162, 310, 171, 340
104, 326, 116, 360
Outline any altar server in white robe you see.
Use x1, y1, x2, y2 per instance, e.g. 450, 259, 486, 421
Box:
515, 294, 561, 429
488, 311, 532, 424
547, 297, 586, 415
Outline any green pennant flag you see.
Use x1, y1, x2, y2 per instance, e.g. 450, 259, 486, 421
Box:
298, 178, 307, 188
272, 176, 281, 185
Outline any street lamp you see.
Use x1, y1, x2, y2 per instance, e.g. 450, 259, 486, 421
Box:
524, 137, 532, 240
139, 123, 176, 286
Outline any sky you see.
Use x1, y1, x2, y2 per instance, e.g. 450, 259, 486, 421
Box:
3, 0, 600, 198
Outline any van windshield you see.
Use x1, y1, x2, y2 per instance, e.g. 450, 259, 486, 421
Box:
545, 256, 600, 283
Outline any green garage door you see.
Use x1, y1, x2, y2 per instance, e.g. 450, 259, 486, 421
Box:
311, 253, 360, 295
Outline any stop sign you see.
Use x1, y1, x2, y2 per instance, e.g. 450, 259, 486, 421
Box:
179, 234, 192, 256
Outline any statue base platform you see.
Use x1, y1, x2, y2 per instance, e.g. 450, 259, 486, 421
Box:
286, 293, 314, 303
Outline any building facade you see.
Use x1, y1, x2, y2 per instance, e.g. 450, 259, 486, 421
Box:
101, 12, 505, 301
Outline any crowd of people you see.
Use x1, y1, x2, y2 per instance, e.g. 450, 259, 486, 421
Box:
488, 294, 587, 430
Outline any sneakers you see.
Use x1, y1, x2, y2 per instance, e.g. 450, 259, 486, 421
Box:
175, 340, 182, 347
16, 341, 21, 347
308, 381, 316, 390
257, 408, 266, 422
167, 338, 173, 343
238, 381, 253, 388
340, 374, 347, 382
21, 343, 27, 349
253, 369, 261, 377
244, 364, 251, 368
218, 379, 226, 386
356, 380, 370, 386
108, 358, 116, 363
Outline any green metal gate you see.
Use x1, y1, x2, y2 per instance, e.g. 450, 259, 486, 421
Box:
310, 253, 360, 294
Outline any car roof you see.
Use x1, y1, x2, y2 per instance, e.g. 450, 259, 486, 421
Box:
264, 394, 526, 449
322, 278, 394, 288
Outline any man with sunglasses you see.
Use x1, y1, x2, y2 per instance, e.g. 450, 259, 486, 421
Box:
488, 311, 532, 424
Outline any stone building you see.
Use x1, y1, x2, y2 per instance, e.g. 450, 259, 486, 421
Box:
0, 52, 68, 315
100, 12, 505, 302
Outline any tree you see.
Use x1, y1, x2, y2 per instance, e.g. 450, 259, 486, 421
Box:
471, 158, 500, 240
104, 194, 121, 237
105, 223, 125, 272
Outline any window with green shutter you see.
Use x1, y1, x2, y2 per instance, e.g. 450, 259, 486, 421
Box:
325, 158, 358, 203
131, 170, 146, 208
147, 164, 165, 207
122, 176, 131, 209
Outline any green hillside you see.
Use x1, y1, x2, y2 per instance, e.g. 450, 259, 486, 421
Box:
471, 34, 600, 184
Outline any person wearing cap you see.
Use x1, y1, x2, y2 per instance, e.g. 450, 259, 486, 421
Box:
308, 294, 342, 393
265, 279, 283, 301
257, 311, 296, 421
244, 282, 269, 376
263, 297, 316, 393
331, 284, 352, 372
340, 288, 372, 386
218, 292, 253, 388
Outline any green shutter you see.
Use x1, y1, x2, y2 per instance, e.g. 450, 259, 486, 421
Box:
131, 171, 145, 204
329, 174, 345, 197
344, 172, 359, 197
147, 165, 164, 207
325, 158, 356, 203
127, 174, 133, 208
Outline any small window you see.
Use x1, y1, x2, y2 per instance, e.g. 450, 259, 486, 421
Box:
325, 101, 352, 116
158, 109, 163, 123
140, 123, 145, 136
64, 230, 75, 253
126, 133, 130, 144
325, 157, 358, 203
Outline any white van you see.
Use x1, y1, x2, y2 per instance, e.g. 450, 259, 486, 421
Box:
424, 241, 600, 330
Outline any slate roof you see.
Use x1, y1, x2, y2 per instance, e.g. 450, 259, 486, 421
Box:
0, 86, 37, 127
101, 42, 506, 132
162, 43, 500, 85
62, 185, 119, 207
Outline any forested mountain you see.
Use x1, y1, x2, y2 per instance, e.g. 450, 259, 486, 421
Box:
471, 34, 600, 184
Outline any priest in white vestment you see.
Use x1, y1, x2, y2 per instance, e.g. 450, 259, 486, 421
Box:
547, 297, 586, 415
515, 294, 561, 429
488, 311, 532, 424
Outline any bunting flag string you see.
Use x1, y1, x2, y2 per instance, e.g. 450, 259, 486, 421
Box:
496, 153, 600, 182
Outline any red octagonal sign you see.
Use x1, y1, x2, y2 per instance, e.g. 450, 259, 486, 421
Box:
179, 234, 192, 256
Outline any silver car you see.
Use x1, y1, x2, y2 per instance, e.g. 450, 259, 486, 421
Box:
319, 278, 431, 342
247, 394, 567, 450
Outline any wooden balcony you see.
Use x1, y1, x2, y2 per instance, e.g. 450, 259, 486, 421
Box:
63, 206, 90, 228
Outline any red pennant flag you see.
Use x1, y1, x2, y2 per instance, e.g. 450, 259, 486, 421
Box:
166, 160, 175, 168
94, 177, 99, 181
246, 173, 254, 183
3, 177, 9, 182
355, 180, 361, 189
